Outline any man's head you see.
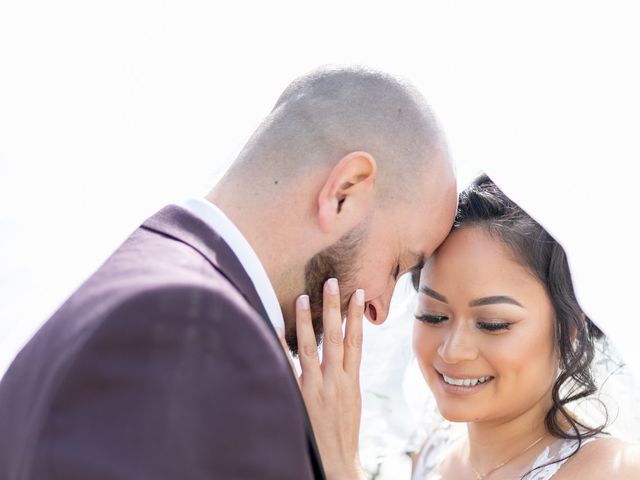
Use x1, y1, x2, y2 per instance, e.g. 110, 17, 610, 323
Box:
209, 65, 457, 354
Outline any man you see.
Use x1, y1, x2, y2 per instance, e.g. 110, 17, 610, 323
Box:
0, 66, 457, 479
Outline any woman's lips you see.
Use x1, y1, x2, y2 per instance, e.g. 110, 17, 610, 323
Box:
435, 370, 495, 395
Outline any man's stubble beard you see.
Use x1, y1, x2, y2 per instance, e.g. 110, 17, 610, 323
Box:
285, 221, 369, 356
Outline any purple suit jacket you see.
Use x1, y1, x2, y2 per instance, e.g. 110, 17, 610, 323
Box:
0, 206, 325, 480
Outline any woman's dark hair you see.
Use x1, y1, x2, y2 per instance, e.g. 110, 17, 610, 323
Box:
413, 174, 607, 475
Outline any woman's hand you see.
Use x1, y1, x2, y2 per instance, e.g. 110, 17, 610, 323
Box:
296, 278, 366, 480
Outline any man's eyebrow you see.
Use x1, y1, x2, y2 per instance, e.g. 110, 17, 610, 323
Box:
408, 251, 425, 273
419, 286, 448, 303
469, 296, 524, 308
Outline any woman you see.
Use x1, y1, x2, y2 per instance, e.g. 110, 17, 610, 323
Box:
409, 174, 639, 479
296, 175, 640, 480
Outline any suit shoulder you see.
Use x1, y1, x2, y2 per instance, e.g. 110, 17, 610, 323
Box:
89, 281, 278, 354
26, 285, 311, 480
111, 281, 256, 322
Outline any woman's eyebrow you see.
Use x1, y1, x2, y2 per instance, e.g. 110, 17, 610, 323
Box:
420, 286, 448, 303
469, 296, 524, 308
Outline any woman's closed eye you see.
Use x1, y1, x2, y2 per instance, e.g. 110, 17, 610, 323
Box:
415, 313, 448, 324
415, 313, 513, 332
476, 320, 512, 332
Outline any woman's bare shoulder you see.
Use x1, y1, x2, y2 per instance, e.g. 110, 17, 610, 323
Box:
555, 437, 640, 479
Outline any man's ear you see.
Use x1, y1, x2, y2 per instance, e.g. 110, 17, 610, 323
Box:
317, 151, 377, 233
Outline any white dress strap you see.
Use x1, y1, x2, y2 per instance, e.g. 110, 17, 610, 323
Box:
522, 435, 601, 480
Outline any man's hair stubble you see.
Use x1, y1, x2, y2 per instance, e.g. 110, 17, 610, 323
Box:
228, 65, 447, 205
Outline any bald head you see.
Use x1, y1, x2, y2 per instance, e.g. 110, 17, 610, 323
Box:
208, 67, 457, 337
228, 65, 448, 203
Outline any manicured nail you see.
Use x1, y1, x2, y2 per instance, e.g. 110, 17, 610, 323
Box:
327, 278, 339, 295
355, 289, 365, 306
298, 295, 309, 310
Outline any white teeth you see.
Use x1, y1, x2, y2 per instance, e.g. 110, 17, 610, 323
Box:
442, 374, 492, 387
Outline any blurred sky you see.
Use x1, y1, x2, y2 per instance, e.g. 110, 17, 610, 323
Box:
0, 0, 483, 373
1, 3, 640, 474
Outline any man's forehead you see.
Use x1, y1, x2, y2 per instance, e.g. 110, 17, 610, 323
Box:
402, 214, 450, 264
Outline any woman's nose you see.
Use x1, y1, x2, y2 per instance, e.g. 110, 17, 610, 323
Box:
437, 323, 479, 363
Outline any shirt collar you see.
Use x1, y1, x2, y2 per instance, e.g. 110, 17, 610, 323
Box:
178, 197, 285, 337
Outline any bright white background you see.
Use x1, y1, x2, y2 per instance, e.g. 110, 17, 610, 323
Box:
0, 0, 482, 378
1, 1, 639, 477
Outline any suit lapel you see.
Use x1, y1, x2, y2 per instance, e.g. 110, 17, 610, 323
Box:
142, 205, 268, 320
142, 205, 326, 480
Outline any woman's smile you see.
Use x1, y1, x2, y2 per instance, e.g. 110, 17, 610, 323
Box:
434, 369, 496, 396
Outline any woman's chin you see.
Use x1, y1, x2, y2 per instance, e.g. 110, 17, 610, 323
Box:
439, 409, 476, 423
435, 399, 485, 423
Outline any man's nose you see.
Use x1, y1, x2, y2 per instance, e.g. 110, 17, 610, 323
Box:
364, 301, 388, 325
437, 322, 479, 363
364, 279, 397, 325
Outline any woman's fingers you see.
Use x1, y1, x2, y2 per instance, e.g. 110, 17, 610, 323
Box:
321, 278, 344, 370
297, 279, 361, 382
344, 289, 364, 377
296, 294, 321, 382
297, 279, 365, 480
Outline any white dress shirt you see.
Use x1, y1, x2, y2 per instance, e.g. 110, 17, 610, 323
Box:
178, 197, 285, 338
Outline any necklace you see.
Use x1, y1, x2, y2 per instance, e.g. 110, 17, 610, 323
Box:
471, 434, 545, 480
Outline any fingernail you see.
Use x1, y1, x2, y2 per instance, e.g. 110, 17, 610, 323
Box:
298, 295, 309, 310
327, 278, 339, 295
355, 289, 365, 306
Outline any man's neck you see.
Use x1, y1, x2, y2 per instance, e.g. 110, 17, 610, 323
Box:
206, 186, 305, 330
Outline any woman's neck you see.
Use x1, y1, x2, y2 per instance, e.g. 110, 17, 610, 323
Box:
464, 393, 553, 476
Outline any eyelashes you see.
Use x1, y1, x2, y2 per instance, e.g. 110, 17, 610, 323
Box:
415, 314, 447, 324
414, 314, 513, 332
477, 321, 512, 331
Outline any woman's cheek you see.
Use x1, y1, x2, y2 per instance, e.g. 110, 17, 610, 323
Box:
413, 323, 438, 374
490, 326, 556, 400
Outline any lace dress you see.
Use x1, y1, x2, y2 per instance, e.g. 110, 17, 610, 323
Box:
412, 425, 601, 480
